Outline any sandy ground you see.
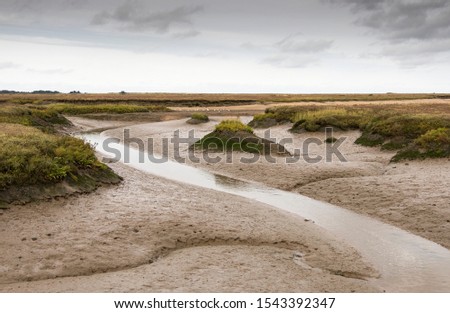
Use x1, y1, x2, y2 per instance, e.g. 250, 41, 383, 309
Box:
104, 117, 450, 250
3, 109, 449, 292
0, 159, 377, 292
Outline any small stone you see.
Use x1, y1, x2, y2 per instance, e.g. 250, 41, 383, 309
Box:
47, 233, 52, 237
31, 237, 38, 241
293, 252, 304, 258
133, 228, 139, 233
21, 238, 26, 241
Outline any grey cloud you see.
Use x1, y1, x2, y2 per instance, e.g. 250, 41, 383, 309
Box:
0, 62, 20, 70
247, 33, 332, 68
0, 0, 91, 17
171, 30, 201, 39
275, 33, 333, 53
364, 38, 450, 68
326, 0, 450, 42
323, 0, 384, 11
91, 2, 203, 34
261, 55, 319, 68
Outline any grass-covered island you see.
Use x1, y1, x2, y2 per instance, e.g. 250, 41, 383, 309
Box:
186, 113, 210, 124
0, 103, 142, 207
249, 105, 450, 161
192, 120, 290, 155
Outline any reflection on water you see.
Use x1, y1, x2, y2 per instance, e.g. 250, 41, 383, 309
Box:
80, 133, 450, 292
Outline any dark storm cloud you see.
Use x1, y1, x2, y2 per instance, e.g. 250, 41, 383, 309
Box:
325, 0, 450, 41
91, 2, 203, 34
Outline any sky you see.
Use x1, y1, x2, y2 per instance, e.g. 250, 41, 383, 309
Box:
1, 0, 450, 93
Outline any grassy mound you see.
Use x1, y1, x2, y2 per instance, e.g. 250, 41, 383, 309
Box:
248, 107, 301, 128
0, 123, 121, 207
187, 113, 210, 124
249, 105, 450, 161
192, 120, 290, 155
0, 105, 70, 131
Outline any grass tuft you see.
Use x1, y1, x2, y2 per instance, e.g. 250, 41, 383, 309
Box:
215, 120, 254, 134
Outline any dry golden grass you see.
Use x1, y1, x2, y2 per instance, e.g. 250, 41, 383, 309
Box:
1, 92, 449, 105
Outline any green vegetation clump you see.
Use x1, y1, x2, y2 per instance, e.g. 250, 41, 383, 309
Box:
191, 113, 209, 121
0, 124, 116, 190
393, 128, 450, 161
0, 106, 70, 131
194, 120, 261, 153
252, 105, 450, 161
193, 120, 290, 155
187, 113, 210, 124
291, 108, 370, 132
215, 120, 254, 134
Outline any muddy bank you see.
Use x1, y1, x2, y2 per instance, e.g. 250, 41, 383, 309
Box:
0, 161, 377, 292
105, 118, 450, 249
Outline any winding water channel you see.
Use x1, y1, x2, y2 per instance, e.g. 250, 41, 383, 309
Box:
81, 132, 450, 292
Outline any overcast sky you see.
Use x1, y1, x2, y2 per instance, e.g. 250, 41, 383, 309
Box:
1, 0, 450, 93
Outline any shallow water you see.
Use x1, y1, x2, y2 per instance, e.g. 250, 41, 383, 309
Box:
81, 133, 450, 292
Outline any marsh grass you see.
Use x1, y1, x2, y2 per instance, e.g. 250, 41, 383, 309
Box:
2, 92, 448, 105
187, 113, 210, 124
0, 123, 113, 190
251, 105, 450, 161
215, 120, 254, 134
0, 106, 69, 131
42, 103, 171, 115
190, 113, 209, 121
291, 108, 370, 131
194, 120, 261, 153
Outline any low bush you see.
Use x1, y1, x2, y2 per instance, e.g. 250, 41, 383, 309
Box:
0, 124, 110, 190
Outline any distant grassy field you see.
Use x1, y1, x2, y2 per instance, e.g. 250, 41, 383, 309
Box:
1, 92, 449, 107
2, 93, 450, 205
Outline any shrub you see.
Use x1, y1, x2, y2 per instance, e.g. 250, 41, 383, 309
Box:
191, 113, 209, 122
